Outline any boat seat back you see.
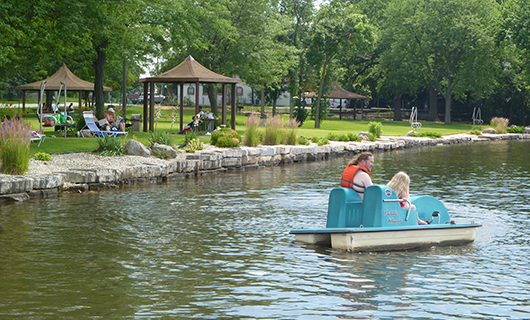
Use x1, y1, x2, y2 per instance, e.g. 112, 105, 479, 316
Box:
411, 196, 450, 224
362, 185, 418, 228
326, 188, 363, 228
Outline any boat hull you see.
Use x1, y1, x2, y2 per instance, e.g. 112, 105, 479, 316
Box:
290, 224, 480, 252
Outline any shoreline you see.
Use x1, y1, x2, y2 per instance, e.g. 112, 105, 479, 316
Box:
1, 133, 528, 202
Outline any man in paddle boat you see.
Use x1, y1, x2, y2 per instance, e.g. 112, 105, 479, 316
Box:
341, 152, 374, 200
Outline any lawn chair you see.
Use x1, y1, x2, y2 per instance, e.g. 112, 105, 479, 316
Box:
81, 111, 128, 138
30, 132, 46, 147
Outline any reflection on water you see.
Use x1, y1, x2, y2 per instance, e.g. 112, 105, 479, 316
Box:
1, 140, 530, 319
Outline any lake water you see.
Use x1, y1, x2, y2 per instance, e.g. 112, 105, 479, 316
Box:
1, 140, 529, 319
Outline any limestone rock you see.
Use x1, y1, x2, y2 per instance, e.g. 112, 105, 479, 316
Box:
152, 143, 178, 158
483, 128, 496, 134
126, 140, 151, 157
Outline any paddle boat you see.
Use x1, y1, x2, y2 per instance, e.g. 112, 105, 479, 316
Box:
290, 185, 481, 252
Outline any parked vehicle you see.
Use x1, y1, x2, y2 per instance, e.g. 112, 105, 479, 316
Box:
137, 93, 166, 104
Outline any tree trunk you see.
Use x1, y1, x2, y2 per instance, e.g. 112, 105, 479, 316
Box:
260, 89, 265, 117
207, 85, 218, 116
444, 81, 452, 124
272, 98, 277, 116
393, 94, 402, 121
94, 40, 108, 119
315, 59, 330, 129
428, 85, 438, 121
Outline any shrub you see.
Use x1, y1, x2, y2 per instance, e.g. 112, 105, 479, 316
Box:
33, 152, 52, 161
298, 136, 310, 145
0, 119, 31, 174
337, 134, 349, 142
262, 115, 283, 145
184, 138, 204, 153
507, 126, 525, 133
490, 117, 509, 134
293, 99, 308, 126
368, 121, 383, 138
211, 128, 241, 148
409, 131, 443, 138
348, 133, 362, 142
311, 136, 319, 143
95, 135, 125, 156
326, 132, 338, 141
180, 131, 199, 148
366, 133, 377, 142
318, 138, 329, 146
469, 129, 482, 136
243, 114, 260, 147
149, 130, 173, 146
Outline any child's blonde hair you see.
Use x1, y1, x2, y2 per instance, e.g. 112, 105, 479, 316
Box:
387, 171, 411, 199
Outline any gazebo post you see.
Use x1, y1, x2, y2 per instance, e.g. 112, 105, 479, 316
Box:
149, 82, 155, 132
179, 82, 184, 133
143, 81, 148, 132
22, 91, 26, 114
231, 84, 236, 129
195, 81, 200, 115
222, 84, 227, 127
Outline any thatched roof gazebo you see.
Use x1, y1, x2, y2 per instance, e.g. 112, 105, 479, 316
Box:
140, 55, 241, 132
15, 63, 112, 111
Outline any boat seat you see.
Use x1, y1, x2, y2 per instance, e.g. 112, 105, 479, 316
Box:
326, 188, 363, 228
411, 196, 450, 224
362, 185, 418, 228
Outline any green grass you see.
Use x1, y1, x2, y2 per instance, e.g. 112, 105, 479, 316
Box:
25, 105, 475, 155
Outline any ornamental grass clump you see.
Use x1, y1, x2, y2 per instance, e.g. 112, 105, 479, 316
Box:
282, 118, 299, 145
243, 114, 260, 147
490, 117, 509, 134
263, 115, 283, 145
0, 118, 31, 174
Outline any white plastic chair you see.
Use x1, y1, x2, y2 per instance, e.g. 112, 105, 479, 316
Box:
82, 111, 128, 138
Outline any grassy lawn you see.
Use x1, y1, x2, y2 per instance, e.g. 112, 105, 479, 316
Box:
23, 105, 477, 155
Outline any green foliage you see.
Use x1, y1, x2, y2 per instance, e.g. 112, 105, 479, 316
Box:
149, 131, 173, 146
409, 131, 443, 138
366, 133, 378, 142
33, 152, 52, 161
318, 138, 329, 146
184, 138, 204, 153
348, 133, 362, 142
326, 132, 338, 141
368, 121, 383, 138
179, 131, 199, 148
298, 136, 310, 145
0, 119, 31, 174
211, 128, 241, 148
490, 117, 509, 134
337, 134, 349, 142
293, 99, 308, 126
507, 126, 525, 134
152, 148, 170, 159
311, 136, 320, 143
95, 135, 125, 156
283, 125, 298, 145
469, 129, 482, 136
243, 114, 260, 147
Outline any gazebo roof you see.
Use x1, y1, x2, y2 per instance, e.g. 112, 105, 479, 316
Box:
303, 82, 369, 100
141, 55, 241, 84
15, 63, 112, 91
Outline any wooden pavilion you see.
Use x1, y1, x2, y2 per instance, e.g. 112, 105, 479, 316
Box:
303, 82, 369, 119
15, 63, 112, 112
139, 56, 241, 132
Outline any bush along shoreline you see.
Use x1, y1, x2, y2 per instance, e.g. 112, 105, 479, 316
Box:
0, 132, 529, 203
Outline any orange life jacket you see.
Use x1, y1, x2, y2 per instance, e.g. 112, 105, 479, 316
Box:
341, 165, 371, 193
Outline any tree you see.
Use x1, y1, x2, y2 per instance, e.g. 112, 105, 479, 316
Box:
382, 0, 501, 124
306, 2, 375, 128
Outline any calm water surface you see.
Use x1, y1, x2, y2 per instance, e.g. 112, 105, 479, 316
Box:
1, 140, 529, 319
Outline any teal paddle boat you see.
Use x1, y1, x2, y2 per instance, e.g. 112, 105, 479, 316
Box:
290, 185, 481, 252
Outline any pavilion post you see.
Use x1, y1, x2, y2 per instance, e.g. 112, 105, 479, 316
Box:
231, 84, 236, 129
149, 81, 155, 132
222, 84, 227, 127
179, 82, 184, 132
143, 81, 148, 132
195, 81, 200, 115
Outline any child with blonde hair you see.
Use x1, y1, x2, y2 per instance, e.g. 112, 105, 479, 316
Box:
387, 171, 427, 225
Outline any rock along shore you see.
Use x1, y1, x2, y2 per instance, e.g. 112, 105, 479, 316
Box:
1, 133, 528, 202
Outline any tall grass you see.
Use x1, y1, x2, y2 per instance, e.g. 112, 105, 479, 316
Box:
243, 114, 260, 147
490, 117, 509, 134
282, 118, 299, 145
263, 115, 284, 145
0, 119, 31, 174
